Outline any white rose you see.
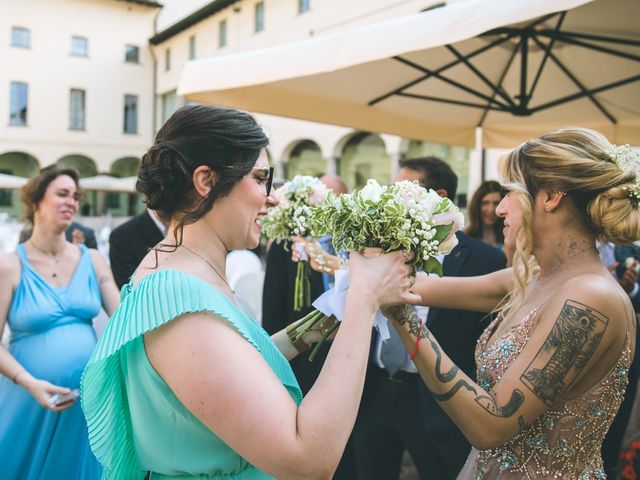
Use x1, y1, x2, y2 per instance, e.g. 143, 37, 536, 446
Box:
360, 179, 384, 203
308, 182, 330, 205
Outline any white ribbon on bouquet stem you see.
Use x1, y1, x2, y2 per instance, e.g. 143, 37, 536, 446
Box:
312, 268, 392, 341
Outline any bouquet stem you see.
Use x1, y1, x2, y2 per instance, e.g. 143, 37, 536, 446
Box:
293, 260, 311, 311
287, 309, 340, 363
309, 321, 339, 362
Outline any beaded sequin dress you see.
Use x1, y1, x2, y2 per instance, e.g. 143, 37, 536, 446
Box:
457, 306, 631, 479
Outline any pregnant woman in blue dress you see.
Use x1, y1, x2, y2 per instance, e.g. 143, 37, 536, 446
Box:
0, 165, 120, 479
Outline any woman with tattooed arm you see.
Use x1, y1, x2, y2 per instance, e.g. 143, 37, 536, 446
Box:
385, 128, 640, 479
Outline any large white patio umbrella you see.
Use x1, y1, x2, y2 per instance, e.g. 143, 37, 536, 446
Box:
178, 0, 639, 148
79, 175, 137, 193
0, 173, 28, 189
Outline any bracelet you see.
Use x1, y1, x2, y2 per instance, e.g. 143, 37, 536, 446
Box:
11, 369, 27, 384
286, 330, 311, 354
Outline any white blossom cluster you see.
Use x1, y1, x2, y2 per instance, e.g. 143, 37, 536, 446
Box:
261, 175, 331, 242
313, 179, 464, 275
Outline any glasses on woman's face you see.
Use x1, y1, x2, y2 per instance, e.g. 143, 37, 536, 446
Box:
254, 166, 274, 196
223, 165, 274, 196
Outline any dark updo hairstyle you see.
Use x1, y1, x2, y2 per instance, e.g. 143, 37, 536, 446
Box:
21, 164, 81, 223
136, 104, 269, 247
465, 180, 506, 244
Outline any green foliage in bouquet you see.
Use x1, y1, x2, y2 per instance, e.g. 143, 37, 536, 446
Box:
310, 179, 463, 276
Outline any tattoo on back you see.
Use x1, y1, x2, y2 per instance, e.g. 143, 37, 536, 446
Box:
521, 299, 608, 406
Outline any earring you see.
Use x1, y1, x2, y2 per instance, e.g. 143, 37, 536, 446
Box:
545, 205, 550, 211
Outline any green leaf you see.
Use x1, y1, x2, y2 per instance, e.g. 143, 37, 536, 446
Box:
424, 256, 443, 276
432, 224, 453, 243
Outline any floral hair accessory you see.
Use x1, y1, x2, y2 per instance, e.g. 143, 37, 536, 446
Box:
610, 144, 640, 204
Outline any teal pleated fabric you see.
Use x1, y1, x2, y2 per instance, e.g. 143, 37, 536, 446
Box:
81, 269, 302, 479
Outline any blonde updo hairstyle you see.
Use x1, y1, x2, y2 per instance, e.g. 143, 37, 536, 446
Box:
499, 127, 640, 301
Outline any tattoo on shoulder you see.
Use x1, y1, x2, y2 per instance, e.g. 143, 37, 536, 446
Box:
98, 275, 111, 285
386, 304, 458, 382
518, 416, 528, 434
521, 299, 608, 406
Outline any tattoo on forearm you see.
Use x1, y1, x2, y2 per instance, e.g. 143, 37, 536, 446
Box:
521, 299, 608, 406
475, 389, 524, 418
432, 379, 477, 401
386, 305, 429, 338
388, 304, 527, 418
386, 305, 458, 382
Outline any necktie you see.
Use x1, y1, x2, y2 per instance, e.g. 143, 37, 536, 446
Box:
317, 235, 336, 291
380, 320, 408, 376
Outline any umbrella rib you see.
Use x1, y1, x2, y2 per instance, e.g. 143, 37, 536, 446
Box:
445, 44, 515, 108
534, 40, 619, 123
530, 73, 640, 116
528, 12, 566, 102
537, 32, 640, 62
367, 32, 519, 107
537, 29, 640, 47
392, 56, 510, 109
480, 12, 561, 38
397, 92, 508, 111
519, 31, 529, 111
530, 35, 617, 124
478, 40, 520, 127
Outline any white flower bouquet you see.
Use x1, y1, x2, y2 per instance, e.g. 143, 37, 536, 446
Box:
287, 179, 464, 360
261, 175, 331, 310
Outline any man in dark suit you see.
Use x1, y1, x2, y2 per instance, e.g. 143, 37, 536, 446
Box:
67, 221, 97, 248
262, 174, 356, 479
262, 240, 328, 394
353, 157, 506, 480
109, 209, 166, 289
600, 243, 639, 478
262, 174, 349, 394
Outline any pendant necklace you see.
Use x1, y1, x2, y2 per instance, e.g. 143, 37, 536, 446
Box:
180, 244, 234, 293
29, 240, 65, 278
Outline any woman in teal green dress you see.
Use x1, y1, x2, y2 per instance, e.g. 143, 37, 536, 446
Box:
81, 105, 419, 479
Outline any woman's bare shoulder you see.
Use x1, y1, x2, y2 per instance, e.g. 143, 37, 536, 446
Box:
549, 273, 631, 329
0, 251, 21, 276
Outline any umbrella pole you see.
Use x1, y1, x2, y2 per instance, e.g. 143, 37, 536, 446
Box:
467, 127, 485, 202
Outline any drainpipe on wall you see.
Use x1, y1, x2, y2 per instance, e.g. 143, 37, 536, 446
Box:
150, 8, 161, 138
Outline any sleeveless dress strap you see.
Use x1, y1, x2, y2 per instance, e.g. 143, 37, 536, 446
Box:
15, 243, 30, 268
81, 269, 301, 480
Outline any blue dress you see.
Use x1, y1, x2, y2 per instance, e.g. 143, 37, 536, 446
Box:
0, 244, 103, 480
